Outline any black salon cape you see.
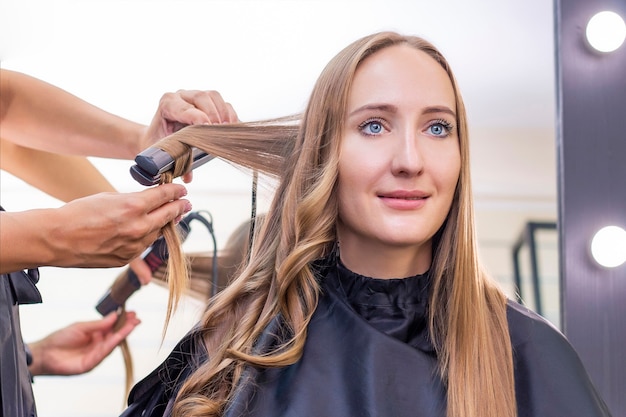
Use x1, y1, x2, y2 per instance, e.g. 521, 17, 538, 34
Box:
121, 263, 612, 417
0, 206, 40, 417
0, 273, 41, 417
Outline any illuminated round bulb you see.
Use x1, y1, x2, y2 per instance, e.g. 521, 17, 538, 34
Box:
586, 11, 626, 52
591, 225, 626, 268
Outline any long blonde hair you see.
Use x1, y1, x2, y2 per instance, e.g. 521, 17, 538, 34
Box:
154, 31, 516, 417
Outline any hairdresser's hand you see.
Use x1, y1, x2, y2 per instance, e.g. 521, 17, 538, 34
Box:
50, 183, 192, 269
142, 89, 238, 146
0, 183, 191, 274
27, 311, 140, 376
141, 90, 239, 182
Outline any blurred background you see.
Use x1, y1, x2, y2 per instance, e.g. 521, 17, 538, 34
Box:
0, 0, 558, 416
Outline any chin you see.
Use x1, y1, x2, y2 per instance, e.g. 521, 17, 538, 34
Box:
380, 235, 432, 249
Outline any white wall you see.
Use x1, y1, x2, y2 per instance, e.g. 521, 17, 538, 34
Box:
0, 1, 558, 416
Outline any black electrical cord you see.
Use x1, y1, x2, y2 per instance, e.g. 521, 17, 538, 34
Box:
248, 170, 258, 263
184, 210, 219, 297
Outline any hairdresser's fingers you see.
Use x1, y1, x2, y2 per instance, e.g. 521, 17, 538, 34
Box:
73, 311, 120, 331
220, 102, 239, 123
128, 257, 152, 285
156, 91, 206, 125
151, 90, 214, 135
142, 188, 194, 237
162, 90, 214, 125
141, 183, 188, 213
136, 185, 192, 244
177, 89, 238, 124
181, 171, 193, 184
147, 199, 192, 230
80, 312, 141, 373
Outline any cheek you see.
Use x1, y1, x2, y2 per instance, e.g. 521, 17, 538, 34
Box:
339, 136, 386, 184
336, 162, 358, 208
337, 146, 370, 219
337, 138, 365, 190
432, 149, 461, 194
444, 159, 461, 194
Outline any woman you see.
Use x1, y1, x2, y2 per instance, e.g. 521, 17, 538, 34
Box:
122, 32, 611, 417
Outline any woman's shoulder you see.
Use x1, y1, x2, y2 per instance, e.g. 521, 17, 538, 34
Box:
505, 299, 565, 347
504, 298, 592, 386
505, 299, 612, 416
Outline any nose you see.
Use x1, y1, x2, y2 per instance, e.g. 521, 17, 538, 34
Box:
391, 128, 424, 177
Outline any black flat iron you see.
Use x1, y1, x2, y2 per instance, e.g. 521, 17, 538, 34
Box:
130, 147, 215, 186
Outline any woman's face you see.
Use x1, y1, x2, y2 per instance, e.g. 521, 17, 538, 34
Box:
336, 44, 461, 277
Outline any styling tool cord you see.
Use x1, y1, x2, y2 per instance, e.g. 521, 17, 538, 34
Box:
248, 170, 258, 263
182, 210, 219, 297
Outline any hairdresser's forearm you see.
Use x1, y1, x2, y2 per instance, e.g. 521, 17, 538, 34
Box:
0, 207, 115, 273
0, 69, 146, 159
0, 210, 66, 273
0, 139, 117, 202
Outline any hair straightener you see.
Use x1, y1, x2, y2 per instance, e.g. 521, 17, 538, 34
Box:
129, 147, 214, 186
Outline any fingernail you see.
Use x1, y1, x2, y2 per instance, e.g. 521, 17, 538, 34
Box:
185, 202, 192, 212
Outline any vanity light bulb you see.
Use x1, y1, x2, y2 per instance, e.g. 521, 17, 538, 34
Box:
590, 225, 626, 268
585, 11, 626, 53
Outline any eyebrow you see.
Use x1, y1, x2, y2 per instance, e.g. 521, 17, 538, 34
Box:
349, 103, 398, 116
348, 103, 457, 118
422, 106, 457, 118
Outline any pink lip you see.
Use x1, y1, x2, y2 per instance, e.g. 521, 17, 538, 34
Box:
378, 190, 429, 210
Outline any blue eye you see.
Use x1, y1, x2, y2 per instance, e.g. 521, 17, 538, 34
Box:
366, 122, 383, 134
359, 119, 385, 136
427, 120, 453, 137
430, 124, 444, 135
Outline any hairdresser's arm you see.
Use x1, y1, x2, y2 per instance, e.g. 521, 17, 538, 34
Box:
0, 69, 238, 158
27, 311, 140, 376
0, 183, 191, 274
0, 138, 115, 203
0, 140, 153, 280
